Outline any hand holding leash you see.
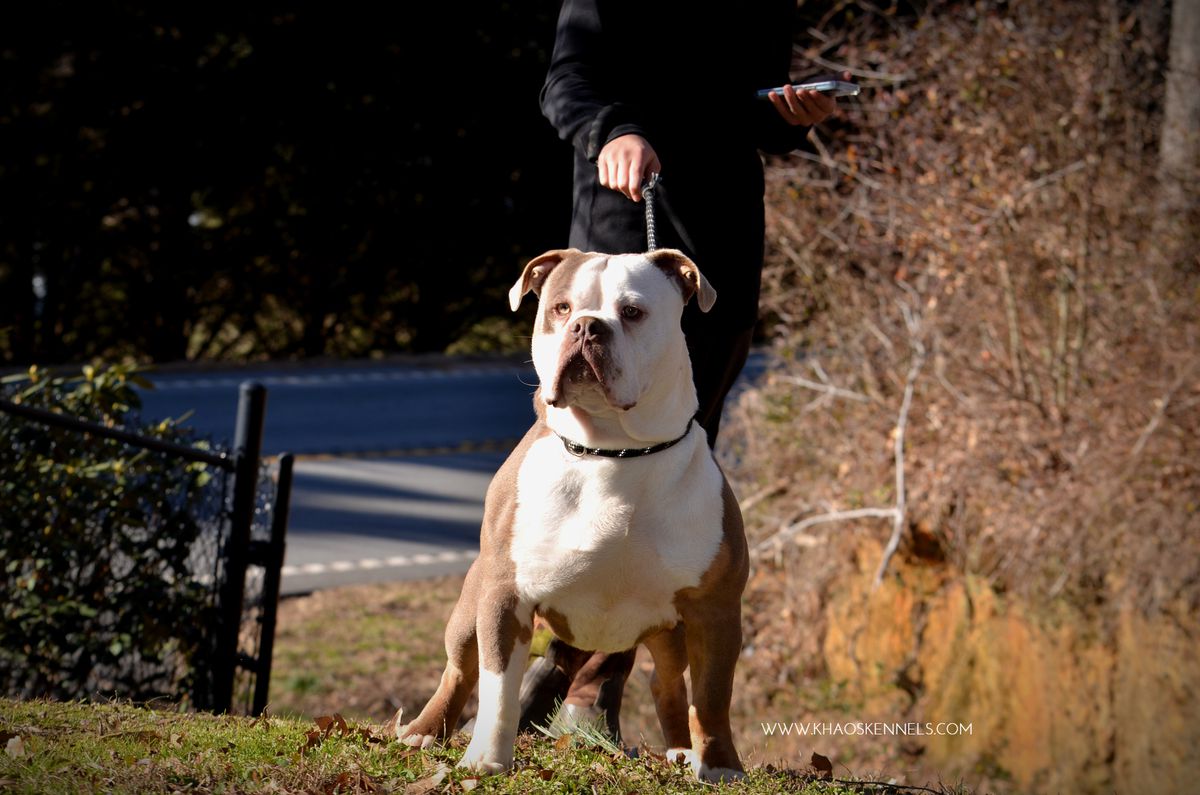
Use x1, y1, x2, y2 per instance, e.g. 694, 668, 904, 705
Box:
596, 133, 661, 202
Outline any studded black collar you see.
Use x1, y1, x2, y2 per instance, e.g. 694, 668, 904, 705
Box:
557, 416, 696, 459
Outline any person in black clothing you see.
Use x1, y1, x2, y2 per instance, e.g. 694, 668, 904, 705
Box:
518, 0, 841, 739
541, 0, 838, 445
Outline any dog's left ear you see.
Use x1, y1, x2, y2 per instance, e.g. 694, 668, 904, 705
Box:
648, 249, 717, 313
509, 249, 580, 311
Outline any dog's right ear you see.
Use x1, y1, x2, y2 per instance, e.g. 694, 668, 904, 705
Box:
509, 249, 579, 311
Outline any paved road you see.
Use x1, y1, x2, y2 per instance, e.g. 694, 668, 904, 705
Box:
138, 361, 539, 457
137, 354, 767, 595
138, 361, 534, 594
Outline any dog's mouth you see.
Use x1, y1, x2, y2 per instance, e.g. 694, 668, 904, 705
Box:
559, 349, 599, 387
547, 341, 631, 410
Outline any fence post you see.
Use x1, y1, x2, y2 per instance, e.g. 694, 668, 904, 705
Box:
211, 381, 266, 714
251, 452, 293, 716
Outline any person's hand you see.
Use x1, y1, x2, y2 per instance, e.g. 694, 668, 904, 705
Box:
768, 71, 851, 126
597, 134, 662, 202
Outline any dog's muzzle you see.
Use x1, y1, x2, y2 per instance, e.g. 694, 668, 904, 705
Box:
547, 316, 628, 409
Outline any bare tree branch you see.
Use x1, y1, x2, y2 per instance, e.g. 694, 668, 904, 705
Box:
1130, 371, 1189, 459
873, 340, 927, 587
754, 302, 927, 590
778, 374, 872, 404
754, 507, 897, 558
810, 54, 914, 83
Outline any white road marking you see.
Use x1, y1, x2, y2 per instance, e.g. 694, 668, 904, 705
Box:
281, 548, 478, 578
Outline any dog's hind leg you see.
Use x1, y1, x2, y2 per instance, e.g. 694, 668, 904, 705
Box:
394, 563, 483, 746
677, 598, 744, 782
644, 623, 691, 752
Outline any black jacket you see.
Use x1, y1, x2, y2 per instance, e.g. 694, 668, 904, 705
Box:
540, 0, 809, 328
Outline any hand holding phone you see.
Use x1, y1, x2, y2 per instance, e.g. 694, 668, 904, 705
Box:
756, 80, 861, 99
763, 79, 847, 127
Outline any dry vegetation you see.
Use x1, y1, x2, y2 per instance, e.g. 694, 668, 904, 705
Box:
716, 3, 1199, 784
725, 0, 1198, 620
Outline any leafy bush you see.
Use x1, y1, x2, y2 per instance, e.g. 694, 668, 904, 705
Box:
0, 364, 221, 703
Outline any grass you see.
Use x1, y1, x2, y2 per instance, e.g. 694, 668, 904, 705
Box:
0, 698, 888, 794
269, 577, 464, 722
265, 579, 973, 793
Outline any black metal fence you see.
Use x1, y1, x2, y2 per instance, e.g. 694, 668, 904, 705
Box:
0, 381, 292, 715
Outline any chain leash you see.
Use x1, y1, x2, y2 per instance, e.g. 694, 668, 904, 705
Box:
642, 172, 661, 252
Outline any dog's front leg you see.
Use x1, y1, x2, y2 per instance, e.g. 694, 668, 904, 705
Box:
458, 587, 533, 774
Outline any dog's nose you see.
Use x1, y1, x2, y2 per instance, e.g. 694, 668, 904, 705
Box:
570, 316, 610, 342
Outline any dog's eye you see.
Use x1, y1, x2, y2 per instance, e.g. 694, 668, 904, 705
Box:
553, 302, 571, 316
621, 305, 643, 321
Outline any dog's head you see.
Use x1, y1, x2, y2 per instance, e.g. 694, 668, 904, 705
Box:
509, 248, 716, 417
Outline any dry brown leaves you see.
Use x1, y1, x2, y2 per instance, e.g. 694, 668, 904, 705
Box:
299, 713, 387, 756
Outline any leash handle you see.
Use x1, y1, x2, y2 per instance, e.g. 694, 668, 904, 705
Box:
642, 172, 661, 252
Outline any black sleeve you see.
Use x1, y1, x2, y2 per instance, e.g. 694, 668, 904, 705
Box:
753, 100, 814, 155
749, 2, 814, 155
539, 0, 649, 163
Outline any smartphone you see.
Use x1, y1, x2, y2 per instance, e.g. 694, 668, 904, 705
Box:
756, 80, 861, 99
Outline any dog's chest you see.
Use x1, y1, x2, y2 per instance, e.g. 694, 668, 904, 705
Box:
509, 435, 725, 652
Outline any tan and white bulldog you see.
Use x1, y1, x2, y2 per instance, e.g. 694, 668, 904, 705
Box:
394, 248, 748, 782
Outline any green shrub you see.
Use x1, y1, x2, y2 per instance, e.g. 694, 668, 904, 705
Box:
0, 364, 220, 704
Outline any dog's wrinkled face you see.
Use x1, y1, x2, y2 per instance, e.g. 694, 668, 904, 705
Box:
509, 249, 715, 415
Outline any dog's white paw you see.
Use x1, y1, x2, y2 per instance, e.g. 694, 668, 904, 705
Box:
394, 723, 437, 749
457, 736, 512, 775
456, 756, 507, 775
457, 745, 509, 775
664, 747, 746, 783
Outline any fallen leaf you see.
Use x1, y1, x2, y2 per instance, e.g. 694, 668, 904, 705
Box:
325, 771, 378, 794
357, 726, 384, 745
460, 778, 479, 791
406, 762, 451, 794
5, 737, 25, 759
810, 751, 833, 779
553, 734, 572, 751
538, 767, 554, 780
384, 708, 404, 737
300, 729, 323, 754
315, 714, 350, 737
